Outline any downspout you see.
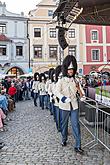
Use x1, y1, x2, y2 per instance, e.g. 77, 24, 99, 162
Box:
27, 19, 30, 69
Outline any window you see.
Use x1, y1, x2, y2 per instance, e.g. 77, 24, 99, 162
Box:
68, 29, 75, 38
49, 28, 56, 38
16, 46, 23, 56
34, 28, 41, 37
48, 10, 53, 16
92, 49, 100, 61
7, 67, 24, 77
0, 24, 6, 34
68, 46, 76, 56
49, 45, 57, 58
34, 46, 42, 58
91, 31, 98, 40
0, 45, 6, 56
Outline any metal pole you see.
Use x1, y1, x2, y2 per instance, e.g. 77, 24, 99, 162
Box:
27, 19, 30, 69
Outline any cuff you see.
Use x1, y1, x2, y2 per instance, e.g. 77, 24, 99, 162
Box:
61, 96, 67, 103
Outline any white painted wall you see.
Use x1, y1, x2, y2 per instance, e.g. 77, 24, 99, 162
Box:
0, 2, 29, 74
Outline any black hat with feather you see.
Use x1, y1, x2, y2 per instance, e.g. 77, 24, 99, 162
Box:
50, 69, 55, 83
62, 55, 77, 77
39, 73, 46, 82
55, 65, 62, 82
48, 68, 54, 80
34, 72, 39, 81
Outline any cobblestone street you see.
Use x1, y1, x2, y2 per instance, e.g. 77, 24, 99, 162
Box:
0, 100, 110, 165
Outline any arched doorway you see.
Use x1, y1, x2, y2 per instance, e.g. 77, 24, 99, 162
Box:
7, 67, 24, 78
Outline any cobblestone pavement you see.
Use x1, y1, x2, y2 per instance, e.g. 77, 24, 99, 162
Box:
0, 100, 110, 165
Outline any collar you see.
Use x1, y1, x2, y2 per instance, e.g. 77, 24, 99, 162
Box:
63, 77, 74, 82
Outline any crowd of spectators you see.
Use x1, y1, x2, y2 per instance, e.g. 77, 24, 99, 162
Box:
79, 74, 110, 88
0, 76, 33, 149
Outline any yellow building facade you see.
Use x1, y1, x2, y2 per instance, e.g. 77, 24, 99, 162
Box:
28, 0, 82, 74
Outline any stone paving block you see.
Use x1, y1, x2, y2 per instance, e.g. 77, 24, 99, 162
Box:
0, 100, 109, 165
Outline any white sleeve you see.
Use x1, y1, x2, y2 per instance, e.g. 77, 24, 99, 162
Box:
38, 83, 41, 91
55, 79, 64, 100
48, 83, 52, 96
76, 78, 85, 96
79, 83, 85, 95
45, 81, 48, 92
32, 81, 35, 90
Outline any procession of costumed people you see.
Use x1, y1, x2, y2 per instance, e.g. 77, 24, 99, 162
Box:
0, 55, 86, 154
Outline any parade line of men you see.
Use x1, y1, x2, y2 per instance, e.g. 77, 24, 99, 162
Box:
0, 55, 86, 154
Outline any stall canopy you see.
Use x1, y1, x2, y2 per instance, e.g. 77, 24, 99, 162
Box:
53, 0, 110, 26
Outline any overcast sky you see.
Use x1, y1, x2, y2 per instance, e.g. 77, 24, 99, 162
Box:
3, 0, 42, 16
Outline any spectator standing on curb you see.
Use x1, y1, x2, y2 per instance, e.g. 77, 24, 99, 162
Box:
8, 83, 17, 108
32, 72, 39, 107
38, 73, 47, 110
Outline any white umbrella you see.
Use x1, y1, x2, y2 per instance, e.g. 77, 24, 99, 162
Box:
19, 72, 34, 78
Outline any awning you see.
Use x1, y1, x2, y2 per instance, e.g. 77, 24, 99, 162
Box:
53, 0, 110, 26
77, 0, 110, 7
98, 65, 110, 72
0, 34, 11, 42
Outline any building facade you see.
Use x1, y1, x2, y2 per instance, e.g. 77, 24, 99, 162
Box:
0, 2, 29, 77
1, 1, 110, 77
81, 25, 110, 75
28, 0, 81, 73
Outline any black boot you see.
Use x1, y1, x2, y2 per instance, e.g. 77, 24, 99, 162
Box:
74, 147, 84, 154
61, 142, 67, 146
0, 142, 5, 149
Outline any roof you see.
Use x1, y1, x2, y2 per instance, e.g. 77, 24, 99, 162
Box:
53, 0, 110, 26
0, 34, 11, 42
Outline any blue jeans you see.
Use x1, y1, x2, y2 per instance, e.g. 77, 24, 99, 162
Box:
55, 106, 62, 131
41, 95, 46, 109
49, 102, 53, 115
45, 94, 49, 109
61, 109, 81, 148
34, 93, 38, 106
39, 95, 42, 107
25, 89, 30, 100
51, 103, 56, 121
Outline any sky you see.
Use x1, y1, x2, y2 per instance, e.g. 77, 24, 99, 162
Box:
2, 0, 42, 16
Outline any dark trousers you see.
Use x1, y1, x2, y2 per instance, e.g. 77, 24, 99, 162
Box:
61, 109, 81, 148
41, 95, 46, 109
34, 93, 38, 106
